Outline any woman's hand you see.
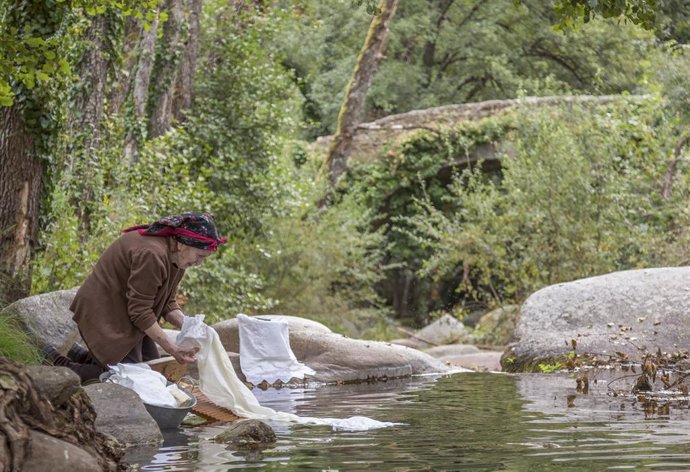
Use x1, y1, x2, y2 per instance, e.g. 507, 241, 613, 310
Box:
167, 343, 197, 364
144, 321, 197, 364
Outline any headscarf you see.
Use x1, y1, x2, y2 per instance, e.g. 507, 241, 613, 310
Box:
123, 212, 226, 251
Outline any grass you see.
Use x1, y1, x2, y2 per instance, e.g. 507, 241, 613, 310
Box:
0, 316, 41, 364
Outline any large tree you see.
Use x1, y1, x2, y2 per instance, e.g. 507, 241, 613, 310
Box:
324, 0, 399, 192
0, 0, 158, 306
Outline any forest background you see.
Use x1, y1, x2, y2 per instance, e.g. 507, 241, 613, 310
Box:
3, 0, 690, 346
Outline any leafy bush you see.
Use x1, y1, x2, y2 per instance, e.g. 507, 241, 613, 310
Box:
406, 99, 684, 306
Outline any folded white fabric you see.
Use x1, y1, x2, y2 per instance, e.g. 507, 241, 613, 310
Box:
237, 314, 315, 385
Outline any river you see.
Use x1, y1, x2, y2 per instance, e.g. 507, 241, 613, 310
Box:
126, 370, 690, 471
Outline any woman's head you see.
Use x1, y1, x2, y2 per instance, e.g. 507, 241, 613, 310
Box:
124, 211, 226, 256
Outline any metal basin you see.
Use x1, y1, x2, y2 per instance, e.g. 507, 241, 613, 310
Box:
143, 387, 197, 430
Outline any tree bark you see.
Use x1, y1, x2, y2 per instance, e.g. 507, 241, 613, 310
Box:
661, 131, 690, 200
172, 0, 203, 122
148, 0, 185, 138
123, 13, 160, 163
324, 0, 399, 192
66, 14, 109, 234
109, 17, 144, 115
0, 106, 43, 306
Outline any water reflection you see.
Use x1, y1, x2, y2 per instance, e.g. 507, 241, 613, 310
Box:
133, 372, 690, 471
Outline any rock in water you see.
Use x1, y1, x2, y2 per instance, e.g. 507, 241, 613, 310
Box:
502, 267, 690, 371
84, 383, 163, 446
213, 315, 448, 383
212, 419, 276, 447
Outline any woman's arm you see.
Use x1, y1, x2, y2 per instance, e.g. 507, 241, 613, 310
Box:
163, 308, 185, 329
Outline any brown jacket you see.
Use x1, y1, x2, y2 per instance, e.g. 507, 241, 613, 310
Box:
70, 231, 185, 365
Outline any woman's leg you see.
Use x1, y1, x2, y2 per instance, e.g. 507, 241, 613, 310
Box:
44, 347, 107, 384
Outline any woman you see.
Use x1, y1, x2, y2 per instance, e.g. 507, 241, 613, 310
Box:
44, 212, 226, 383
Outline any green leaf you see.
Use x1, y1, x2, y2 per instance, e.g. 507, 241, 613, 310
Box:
25, 37, 44, 48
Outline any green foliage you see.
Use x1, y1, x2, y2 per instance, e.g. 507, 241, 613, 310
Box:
180, 248, 276, 323
32, 181, 143, 293
249, 186, 387, 323
24, 0, 690, 341
404, 98, 684, 307
549, 0, 659, 30
0, 0, 158, 106
538, 361, 563, 374
278, 0, 659, 136
0, 316, 40, 364
345, 115, 515, 322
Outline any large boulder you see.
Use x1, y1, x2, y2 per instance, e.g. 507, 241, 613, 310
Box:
413, 314, 469, 346
84, 383, 163, 446
502, 267, 690, 372
22, 431, 101, 472
25, 366, 81, 407
0, 287, 80, 353
213, 315, 448, 383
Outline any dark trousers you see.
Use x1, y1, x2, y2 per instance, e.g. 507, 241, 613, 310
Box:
51, 336, 161, 384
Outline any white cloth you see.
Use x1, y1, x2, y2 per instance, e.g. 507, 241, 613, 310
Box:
106, 363, 187, 408
177, 315, 398, 431
237, 314, 315, 384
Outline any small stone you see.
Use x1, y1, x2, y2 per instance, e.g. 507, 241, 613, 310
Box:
181, 414, 208, 426
212, 419, 276, 447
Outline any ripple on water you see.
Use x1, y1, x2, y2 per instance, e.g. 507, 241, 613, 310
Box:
131, 372, 690, 471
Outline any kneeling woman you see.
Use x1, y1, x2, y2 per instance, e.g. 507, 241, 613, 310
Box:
44, 212, 225, 383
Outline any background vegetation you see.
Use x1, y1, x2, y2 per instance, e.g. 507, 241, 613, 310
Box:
3, 0, 690, 349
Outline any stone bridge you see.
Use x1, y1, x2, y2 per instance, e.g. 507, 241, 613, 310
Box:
312, 94, 649, 167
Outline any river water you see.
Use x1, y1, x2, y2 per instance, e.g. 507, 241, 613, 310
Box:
127, 370, 690, 471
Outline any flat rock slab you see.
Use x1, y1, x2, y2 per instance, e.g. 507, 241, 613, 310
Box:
84, 382, 162, 446
213, 315, 448, 383
1, 287, 80, 353
502, 267, 690, 372
440, 352, 503, 372
423, 344, 481, 358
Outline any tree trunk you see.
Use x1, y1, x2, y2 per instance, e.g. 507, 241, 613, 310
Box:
66, 14, 109, 234
148, 0, 185, 138
172, 0, 203, 122
661, 131, 690, 200
123, 13, 160, 163
109, 17, 144, 115
0, 106, 43, 306
324, 0, 399, 192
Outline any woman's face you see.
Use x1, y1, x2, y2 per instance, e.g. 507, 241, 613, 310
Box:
176, 243, 212, 269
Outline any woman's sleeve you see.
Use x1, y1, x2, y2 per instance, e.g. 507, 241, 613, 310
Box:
126, 248, 167, 331
165, 291, 182, 315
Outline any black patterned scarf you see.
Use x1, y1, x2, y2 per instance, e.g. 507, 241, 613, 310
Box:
123, 212, 226, 251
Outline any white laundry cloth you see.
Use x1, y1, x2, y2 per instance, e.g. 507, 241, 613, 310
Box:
106, 363, 187, 408
237, 314, 315, 385
177, 315, 398, 431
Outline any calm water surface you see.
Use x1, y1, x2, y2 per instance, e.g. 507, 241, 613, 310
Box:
128, 371, 690, 471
